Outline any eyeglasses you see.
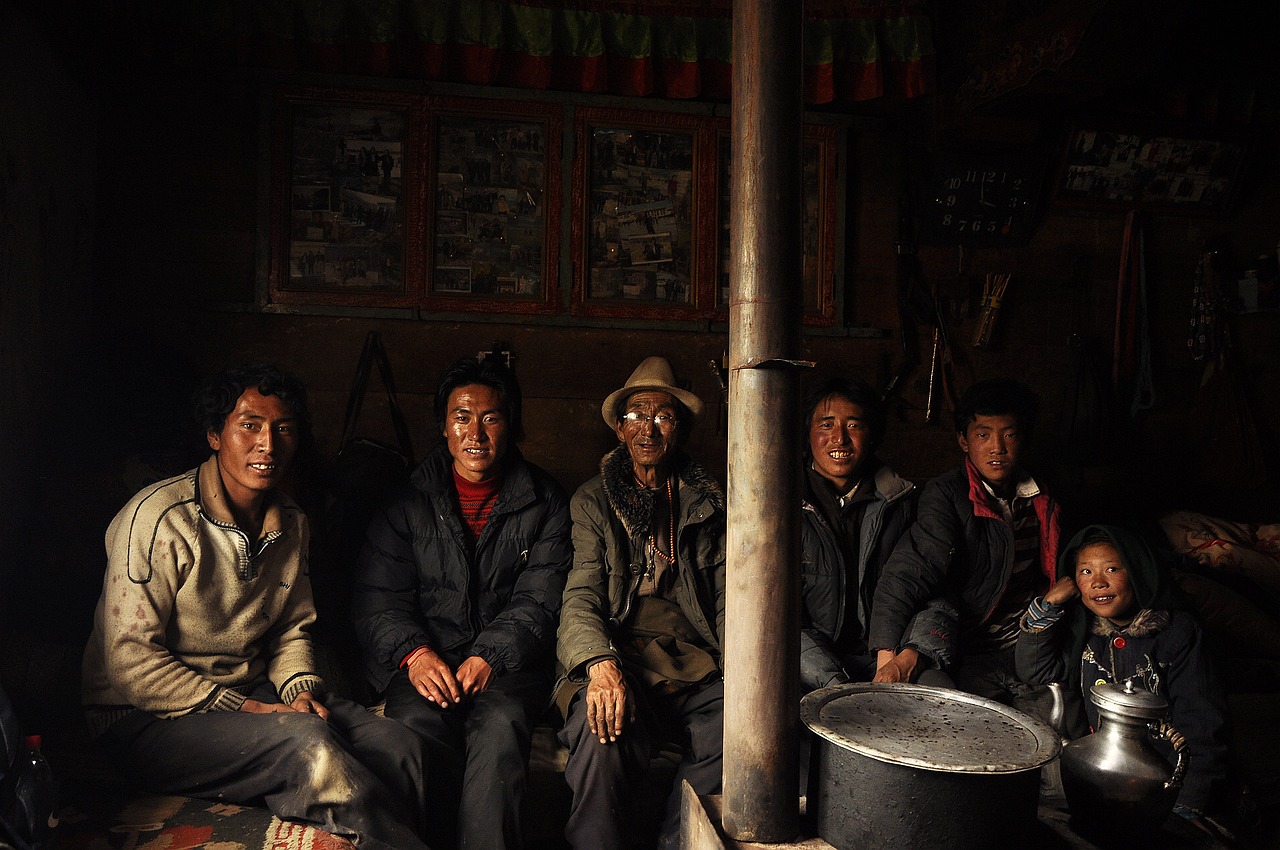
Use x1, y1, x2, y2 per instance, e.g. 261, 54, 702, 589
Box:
621, 411, 677, 427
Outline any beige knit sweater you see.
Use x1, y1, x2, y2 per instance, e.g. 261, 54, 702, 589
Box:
81, 456, 322, 736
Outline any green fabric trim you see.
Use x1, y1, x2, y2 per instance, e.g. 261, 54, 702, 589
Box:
877, 15, 934, 63
554, 9, 606, 58
508, 4, 555, 56
696, 17, 732, 64
601, 12, 653, 60
251, 0, 931, 70
653, 15, 699, 63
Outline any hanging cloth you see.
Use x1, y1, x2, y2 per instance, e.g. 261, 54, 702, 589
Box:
1054, 257, 1114, 459
1112, 210, 1155, 419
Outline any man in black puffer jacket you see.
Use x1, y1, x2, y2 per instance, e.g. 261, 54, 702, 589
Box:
799, 376, 954, 691
351, 356, 572, 850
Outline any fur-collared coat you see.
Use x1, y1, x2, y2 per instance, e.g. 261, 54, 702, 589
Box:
556, 445, 727, 696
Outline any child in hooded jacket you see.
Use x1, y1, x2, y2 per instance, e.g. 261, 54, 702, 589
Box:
1016, 524, 1232, 830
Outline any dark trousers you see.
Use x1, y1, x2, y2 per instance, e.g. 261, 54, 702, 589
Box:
99, 686, 431, 850
559, 677, 724, 850
383, 669, 546, 850
951, 646, 1055, 725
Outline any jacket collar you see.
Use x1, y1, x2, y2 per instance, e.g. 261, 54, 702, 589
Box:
195, 455, 285, 540
800, 460, 913, 514
600, 444, 724, 537
964, 457, 1038, 520
1091, 608, 1169, 638
412, 442, 535, 511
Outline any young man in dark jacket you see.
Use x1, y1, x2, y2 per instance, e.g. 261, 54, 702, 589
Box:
351, 356, 572, 850
799, 376, 952, 690
868, 378, 1063, 709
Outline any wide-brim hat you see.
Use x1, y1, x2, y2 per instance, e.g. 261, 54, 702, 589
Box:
601, 356, 704, 428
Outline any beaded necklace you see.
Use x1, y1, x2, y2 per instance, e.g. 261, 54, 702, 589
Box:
642, 476, 676, 581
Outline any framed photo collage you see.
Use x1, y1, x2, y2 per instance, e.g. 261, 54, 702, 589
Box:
268, 86, 837, 323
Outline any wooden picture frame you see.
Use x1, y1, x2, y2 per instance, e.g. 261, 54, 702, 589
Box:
268, 87, 425, 308
1053, 123, 1250, 216
714, 123, 837, 324
571, 107, 715, 319
425, 97, 563, 314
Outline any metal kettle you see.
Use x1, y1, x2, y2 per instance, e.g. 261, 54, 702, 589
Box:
1057, 678, 1189, 836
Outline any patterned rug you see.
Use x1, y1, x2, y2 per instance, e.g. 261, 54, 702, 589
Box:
56, 791, 354, 850
49, 747, 354, 850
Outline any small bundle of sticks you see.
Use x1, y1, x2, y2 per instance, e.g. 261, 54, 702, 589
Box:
981, 273, 1012, 309
972, 273, 1012, 349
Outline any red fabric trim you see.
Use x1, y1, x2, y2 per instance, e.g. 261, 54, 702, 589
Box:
551, 54, 609, 92
608, 54, 655, 98
888, 57, 935, 99
407, 41, 444, 79
360, 41, 927, 104
833, 60, 885, 102
805, 63, 835, 104
461, 44, 502, 86
498, 52, 553, 90
355, 41, 395, 76
658, 58, 701, 100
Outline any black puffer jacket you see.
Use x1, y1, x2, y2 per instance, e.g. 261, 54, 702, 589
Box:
801, 462, 958, 690
351, 444, 573, 693
868, 460, 1062, 660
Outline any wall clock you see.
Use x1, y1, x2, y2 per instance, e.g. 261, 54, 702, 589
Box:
916, 151, 1046, 247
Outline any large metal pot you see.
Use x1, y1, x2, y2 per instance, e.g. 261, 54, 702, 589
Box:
801, 683, 1060, 850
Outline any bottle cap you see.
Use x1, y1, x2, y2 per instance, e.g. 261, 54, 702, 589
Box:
23, 734, 42, 750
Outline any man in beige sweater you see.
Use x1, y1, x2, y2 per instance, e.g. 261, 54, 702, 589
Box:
81, 364, 432, 850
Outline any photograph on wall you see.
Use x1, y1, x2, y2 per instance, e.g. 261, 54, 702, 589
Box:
284, 101, 408, 294
715, 127, 835, 321
584, 125, 696, 306
429, 111, 551, 301
1056, 126, 1247, 214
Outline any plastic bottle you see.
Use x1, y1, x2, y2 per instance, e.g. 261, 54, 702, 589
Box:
13, 733, 59, 844
22, 735, 52, 783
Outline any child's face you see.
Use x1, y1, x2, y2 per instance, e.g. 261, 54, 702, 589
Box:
957, 413, 1025, 494
1075, 542, 1137, 625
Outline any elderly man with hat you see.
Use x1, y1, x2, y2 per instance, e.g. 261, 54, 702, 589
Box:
555, 356, 727, 850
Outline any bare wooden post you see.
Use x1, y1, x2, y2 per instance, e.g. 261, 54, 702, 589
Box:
721, 0, 803, 842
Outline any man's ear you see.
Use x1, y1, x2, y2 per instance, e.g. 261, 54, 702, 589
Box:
207, 429, 221, 452
955, 431, 969, 453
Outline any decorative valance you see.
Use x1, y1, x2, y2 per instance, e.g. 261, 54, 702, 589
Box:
174, 0, 934, 104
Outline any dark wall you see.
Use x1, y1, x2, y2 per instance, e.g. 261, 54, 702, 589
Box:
5, 5, 1280, 640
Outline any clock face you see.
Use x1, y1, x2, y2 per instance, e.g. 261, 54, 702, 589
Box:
918, 154, 1044, 246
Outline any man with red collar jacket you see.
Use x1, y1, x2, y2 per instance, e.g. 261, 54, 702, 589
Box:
868, 378, 1063, 708
352, 356, 571, 850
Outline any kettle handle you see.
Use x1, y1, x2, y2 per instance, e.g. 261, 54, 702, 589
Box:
1149, 720, 1189, 792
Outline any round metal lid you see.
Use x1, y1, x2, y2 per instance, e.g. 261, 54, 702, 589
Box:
800, 682, 1061, 775
1089, 679, 1168, 720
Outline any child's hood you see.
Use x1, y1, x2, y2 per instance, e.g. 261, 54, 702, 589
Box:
1057, 523, 1180, 611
